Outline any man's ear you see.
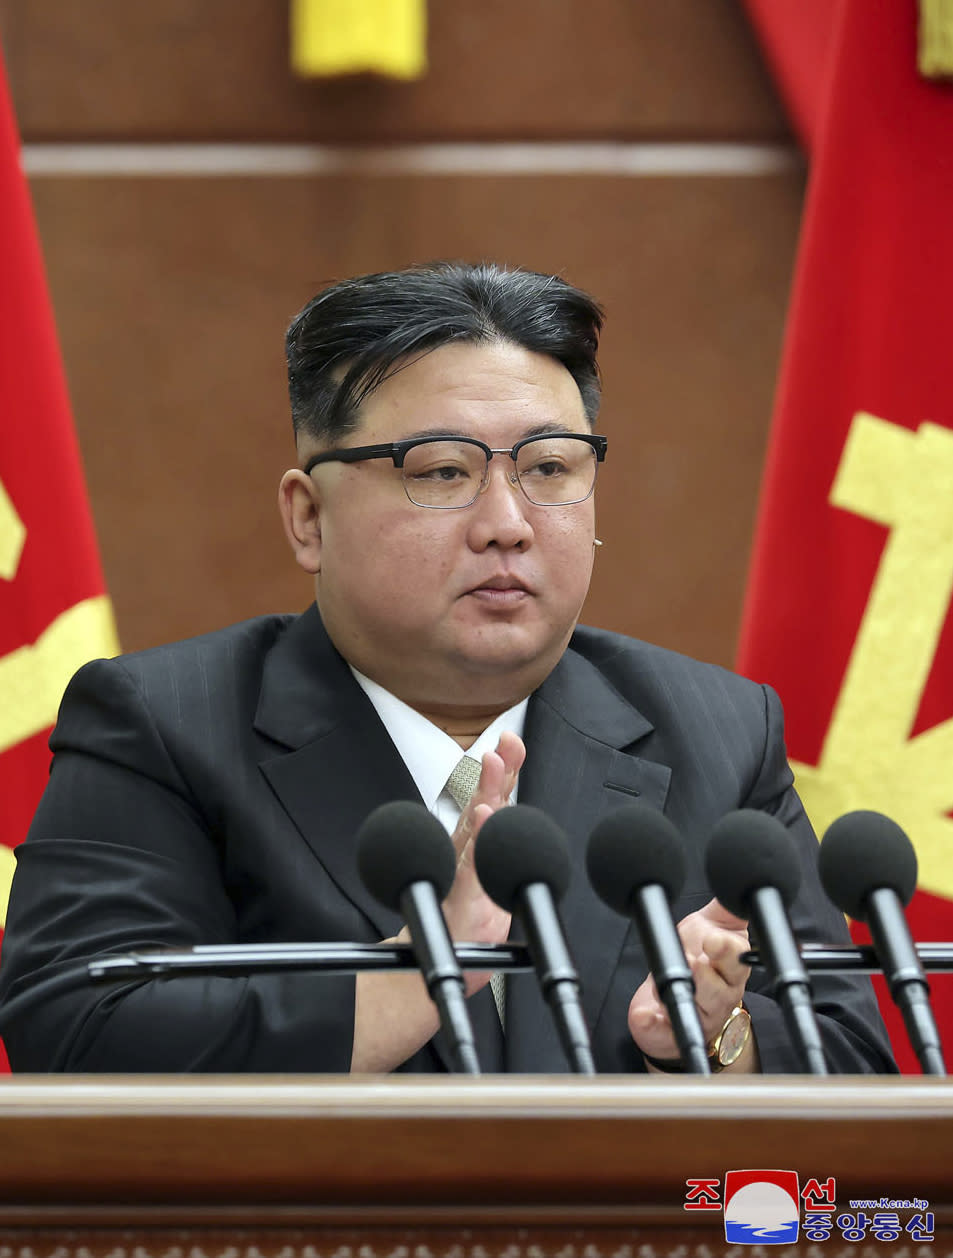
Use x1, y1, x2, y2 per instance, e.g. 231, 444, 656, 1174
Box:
278, 469, 322, 574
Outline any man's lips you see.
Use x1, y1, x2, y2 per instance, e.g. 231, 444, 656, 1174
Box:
464, 575, 533, 598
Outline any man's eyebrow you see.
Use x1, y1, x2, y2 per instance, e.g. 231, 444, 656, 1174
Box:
521, 422, 576, 438
396, 422, 579, 442
397, 426, 463, 441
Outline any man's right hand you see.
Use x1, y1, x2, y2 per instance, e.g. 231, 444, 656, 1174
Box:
442, 730, 525, 992
350, 731, 525, 1071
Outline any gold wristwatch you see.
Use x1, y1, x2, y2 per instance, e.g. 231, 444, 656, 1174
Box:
643, 1002, 752, 1074
708, 1002, 751, 1071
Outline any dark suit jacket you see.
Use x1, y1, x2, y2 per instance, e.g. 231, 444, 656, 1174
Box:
0, 606, 894, 1073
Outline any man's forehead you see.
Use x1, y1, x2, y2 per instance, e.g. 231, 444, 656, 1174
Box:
299, 342, 588, 456
365, 344, 582, 410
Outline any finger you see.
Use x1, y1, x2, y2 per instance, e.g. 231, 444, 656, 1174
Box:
628, 981, 678, 1058
473, 738, 523, 810
455, 802, 494, 871
450, 754, 506, 857
691, 950, 750, 1032
702, 930, 752, 984
476, 750, 506, 802
495, 731, 526, 796
629, 1004, 669, 1040
696, 896, 749, 933
628, 982, 664, 1028
453, 737, 526, 845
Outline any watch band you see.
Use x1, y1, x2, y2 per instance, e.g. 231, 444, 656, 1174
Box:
641, 1049, 686, 1073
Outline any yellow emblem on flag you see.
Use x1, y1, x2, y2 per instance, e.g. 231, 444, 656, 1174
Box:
0, 472, 121, 923
0, 476, 26, 581
0, 594, 120, 925
793, 414, 953, 898
0, 595, 120, 758
290, 0, 427, 79
0, 843, 14, 929
918, 0, 953, 79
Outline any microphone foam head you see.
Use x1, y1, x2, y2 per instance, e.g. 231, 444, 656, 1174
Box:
356, 801, 456, 911
704, 809, 801, 917
585, 803, 685, 915
474, 805, 571, 911
818, 810, 918, 919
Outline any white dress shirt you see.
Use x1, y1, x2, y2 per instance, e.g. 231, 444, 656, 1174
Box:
350, 667, 527, 834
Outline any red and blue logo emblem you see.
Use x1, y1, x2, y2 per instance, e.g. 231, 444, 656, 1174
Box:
723, 1170, 800, 1244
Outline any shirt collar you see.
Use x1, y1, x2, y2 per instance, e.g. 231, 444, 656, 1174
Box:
350, 667, 528, 810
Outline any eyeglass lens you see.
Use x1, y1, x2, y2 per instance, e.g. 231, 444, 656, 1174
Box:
401, 437, 598, 508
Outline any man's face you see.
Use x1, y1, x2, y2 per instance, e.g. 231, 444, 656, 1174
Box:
283, 340, 598, 716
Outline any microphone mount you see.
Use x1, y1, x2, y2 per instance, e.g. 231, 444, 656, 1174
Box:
743, 942, 953, 973
88, 941, 535, 982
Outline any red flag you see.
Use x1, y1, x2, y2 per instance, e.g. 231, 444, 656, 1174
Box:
742, 0, 839, 152
739, 1, 953, 1071
0, 50, 119, 1068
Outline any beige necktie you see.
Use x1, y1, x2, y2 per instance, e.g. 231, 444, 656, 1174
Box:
444, 754, 505, 1026
444, 754, 482, 810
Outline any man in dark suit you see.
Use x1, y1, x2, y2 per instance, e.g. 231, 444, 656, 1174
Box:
0, 262, 894, 1074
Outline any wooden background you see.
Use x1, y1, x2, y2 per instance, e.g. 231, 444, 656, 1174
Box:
0, 0, 803, 669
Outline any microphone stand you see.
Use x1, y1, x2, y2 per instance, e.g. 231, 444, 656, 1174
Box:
88, 941, 535, 981
742, 942, 953, 973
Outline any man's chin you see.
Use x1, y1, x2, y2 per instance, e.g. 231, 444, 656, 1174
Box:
450, 627, 570, 685
397, 633, 572, 719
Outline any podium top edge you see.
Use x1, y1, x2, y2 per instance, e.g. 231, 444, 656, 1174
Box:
0, 1073, 949, 1120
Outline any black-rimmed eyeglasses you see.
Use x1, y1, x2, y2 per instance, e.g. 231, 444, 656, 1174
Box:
304, 432, 608, 509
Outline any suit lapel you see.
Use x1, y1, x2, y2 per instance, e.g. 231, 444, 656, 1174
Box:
504, 645, 673, 1072
253, 606, 498, 1073
254, 606, 416, 942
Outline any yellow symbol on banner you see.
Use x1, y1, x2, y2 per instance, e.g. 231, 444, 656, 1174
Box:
793, 414, 953, 898
0, 596, 119, 756
0, 477, 27, 580
0, 844, 15, 929
0, 475, 120, 926
918, 0, 953, 79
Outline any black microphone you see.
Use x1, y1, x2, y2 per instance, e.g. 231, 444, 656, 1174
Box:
818, 810, 946, 1076
587, 804, 710, 1074
356, 801, 480, 1074
705, 810, 828, 1075
474, 805, 596, 1075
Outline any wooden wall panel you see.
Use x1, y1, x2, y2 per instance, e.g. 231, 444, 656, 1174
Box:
2, 0, 803, 674
29, 170, 803, 665
0, 0, 788, 142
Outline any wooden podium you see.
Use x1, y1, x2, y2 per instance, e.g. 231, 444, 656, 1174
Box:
1, 1076, 951, 1256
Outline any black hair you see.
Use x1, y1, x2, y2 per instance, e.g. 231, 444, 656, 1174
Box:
285, 261, 603, 443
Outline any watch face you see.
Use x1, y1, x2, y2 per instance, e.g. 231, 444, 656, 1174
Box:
717, 1009, 751, 1067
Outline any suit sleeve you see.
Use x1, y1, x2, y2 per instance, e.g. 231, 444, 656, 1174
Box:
740, 684, 897, 1073
0, 658, 359, 1072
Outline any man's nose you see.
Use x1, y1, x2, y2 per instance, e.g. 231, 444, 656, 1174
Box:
468, 457, 535, 547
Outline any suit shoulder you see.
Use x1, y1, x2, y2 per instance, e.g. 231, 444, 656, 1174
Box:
568, 624, 770, 718
87, 614, 295, 678
51, 612, 308, 774
63, 613, 300, 723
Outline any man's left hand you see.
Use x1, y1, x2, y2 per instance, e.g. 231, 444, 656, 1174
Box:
627, 897, 759, 1073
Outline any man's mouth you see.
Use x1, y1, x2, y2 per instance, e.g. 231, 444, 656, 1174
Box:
473, 575, 531, 593
466, 575, 533, 604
